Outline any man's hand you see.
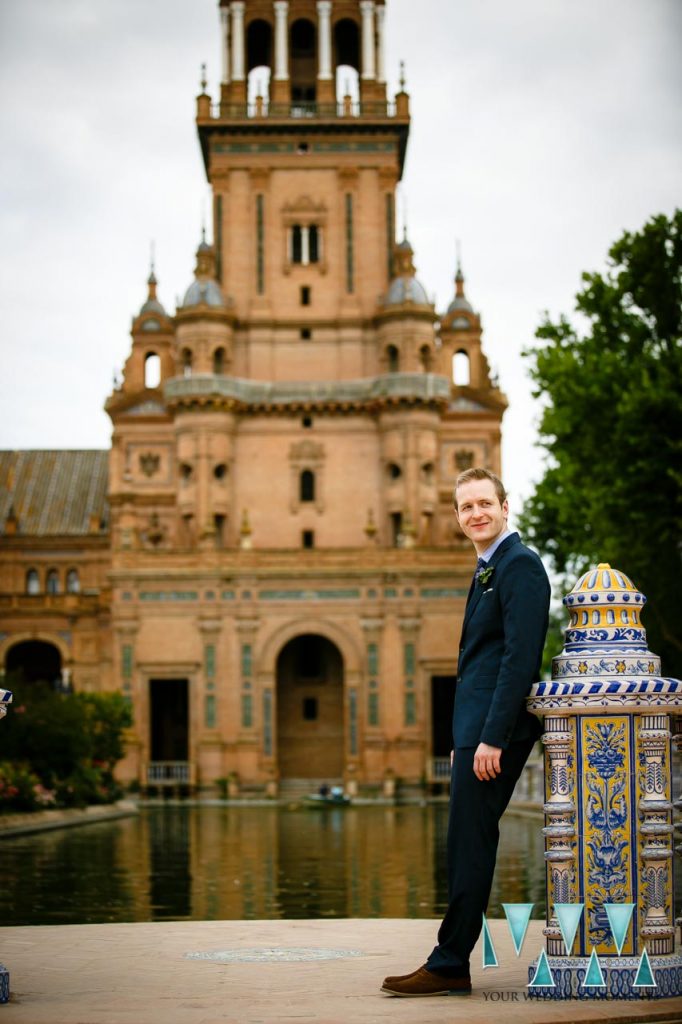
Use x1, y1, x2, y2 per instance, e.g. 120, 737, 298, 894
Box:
473, 742, 502, 781
450, 749, 454, 768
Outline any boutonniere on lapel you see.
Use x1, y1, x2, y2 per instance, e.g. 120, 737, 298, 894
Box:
476, 565, 495, 587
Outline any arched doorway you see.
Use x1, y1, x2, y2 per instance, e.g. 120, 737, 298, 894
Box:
5, 640, 63, 690
276, 634, 344, 779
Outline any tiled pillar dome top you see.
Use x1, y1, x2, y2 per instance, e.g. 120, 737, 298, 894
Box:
562, 562, 650, 653
565, 562, 645, 607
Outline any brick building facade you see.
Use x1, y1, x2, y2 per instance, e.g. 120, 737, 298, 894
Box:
0, 0, 507, 794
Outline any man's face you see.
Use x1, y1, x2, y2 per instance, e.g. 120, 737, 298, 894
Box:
455, 479, 508, 553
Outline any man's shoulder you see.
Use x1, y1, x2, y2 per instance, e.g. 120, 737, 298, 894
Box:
498, 536, 549, 579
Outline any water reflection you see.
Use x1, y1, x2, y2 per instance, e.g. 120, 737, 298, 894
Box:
0, 805, 646, 927
149, 807, 191, 918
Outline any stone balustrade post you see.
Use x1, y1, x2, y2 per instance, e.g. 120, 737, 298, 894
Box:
526, 563, 682, 999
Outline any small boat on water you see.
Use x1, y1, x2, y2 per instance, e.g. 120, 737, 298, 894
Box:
304, 791, 352, 808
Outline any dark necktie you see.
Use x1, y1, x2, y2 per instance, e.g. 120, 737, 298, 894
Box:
466, 557, 487, 607
474, 557, 487, 581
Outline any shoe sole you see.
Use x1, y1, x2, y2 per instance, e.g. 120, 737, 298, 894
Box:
380, 986, 472, 997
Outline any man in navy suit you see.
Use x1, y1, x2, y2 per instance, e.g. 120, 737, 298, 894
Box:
382, 468, 550, 997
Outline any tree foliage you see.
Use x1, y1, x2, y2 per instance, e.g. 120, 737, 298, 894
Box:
521, 210, 682, 676
1, 680, 132, 810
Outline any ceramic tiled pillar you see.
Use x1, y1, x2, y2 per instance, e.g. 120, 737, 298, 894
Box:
527, 564, 682, 999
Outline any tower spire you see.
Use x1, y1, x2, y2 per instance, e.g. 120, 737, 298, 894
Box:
455, 240, 465, 297
146, 240, 159, 303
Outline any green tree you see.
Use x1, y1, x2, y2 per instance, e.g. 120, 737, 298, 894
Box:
521, 210, 682, 677
1, 677, 132, 808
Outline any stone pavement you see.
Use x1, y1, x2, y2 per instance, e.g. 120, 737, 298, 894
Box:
1, 919, 680, 1024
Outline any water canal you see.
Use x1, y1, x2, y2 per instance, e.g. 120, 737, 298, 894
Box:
0, 805, 549, 926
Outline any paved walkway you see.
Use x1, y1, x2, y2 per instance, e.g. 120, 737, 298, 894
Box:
0, 800, 138, 838
1, 919, 680, 1024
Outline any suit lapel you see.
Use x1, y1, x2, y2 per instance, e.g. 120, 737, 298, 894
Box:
461, 533, 520, 635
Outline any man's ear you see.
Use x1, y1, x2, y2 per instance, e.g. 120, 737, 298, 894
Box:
502, 499, 509, 520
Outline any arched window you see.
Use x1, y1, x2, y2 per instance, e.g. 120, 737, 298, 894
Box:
386, 345, 400, 373
334, 18, 360, 75
290, 19, 317, 106
419, 345, 432, 372
46, 569, 60, 595
144, 352, 161, 389
300, 469, 315, 502
247, 18, 272, 108
181, 348, 193, 377
26, 569, 40, 595
66, 569, 80, 594
213, 347, 226, 374
453, 350, 470, 386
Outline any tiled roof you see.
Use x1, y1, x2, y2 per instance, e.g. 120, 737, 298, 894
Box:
0, 451, 109, 536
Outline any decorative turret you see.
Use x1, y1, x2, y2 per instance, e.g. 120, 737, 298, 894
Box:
180, 230, 227, 310
438, 253, 502, 400
106, 261, 175, 405
139, 266, 168, 317
382, 233, 431, 309
376, 231, 435, 376
446, 260, 474, 319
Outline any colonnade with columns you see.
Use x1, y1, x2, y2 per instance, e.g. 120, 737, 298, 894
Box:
219, 0, 387, 108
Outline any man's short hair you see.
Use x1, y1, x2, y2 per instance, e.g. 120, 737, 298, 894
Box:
453, 468, 507, 509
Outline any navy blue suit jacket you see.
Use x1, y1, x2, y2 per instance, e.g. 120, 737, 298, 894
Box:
452, 532, 550, 750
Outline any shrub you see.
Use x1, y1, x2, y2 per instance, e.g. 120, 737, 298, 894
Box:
0, 680, 132, 811
0, 761, 56, 813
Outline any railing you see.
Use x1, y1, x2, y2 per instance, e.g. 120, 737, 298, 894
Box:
428, 757, 452, 783
165, 372, 450, 410
208, 100, 398, 121
0, 592, 101, 612
426, 754, 545, 806
146, 762, 193, 785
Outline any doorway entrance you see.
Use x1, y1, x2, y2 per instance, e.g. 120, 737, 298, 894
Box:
431, 676, 456, 785
276, 635, 343, 779
5, 640, 62, 691
149, 679, 189, 782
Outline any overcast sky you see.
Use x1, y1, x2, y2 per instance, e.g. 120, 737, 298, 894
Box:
1, 0, 680, 523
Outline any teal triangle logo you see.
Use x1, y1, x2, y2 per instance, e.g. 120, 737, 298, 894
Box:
528, 949, 555, 988
481, 914, 498, 968
603, 903, 635, 955
582, 948, 606, 988
554, 903, 584, 954
503, 903, 533, 956
633, 948, 657, 988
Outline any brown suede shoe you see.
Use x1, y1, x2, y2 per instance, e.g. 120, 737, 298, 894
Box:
381, 965, 472, 997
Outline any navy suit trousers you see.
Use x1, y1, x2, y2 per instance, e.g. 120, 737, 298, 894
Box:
425, 736, 537, 975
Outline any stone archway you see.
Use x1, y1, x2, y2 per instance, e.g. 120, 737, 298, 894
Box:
276, 634, 344, 780
5, 640, 63, 690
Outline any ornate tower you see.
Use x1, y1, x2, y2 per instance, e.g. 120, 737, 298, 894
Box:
103, 0, 509, 794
